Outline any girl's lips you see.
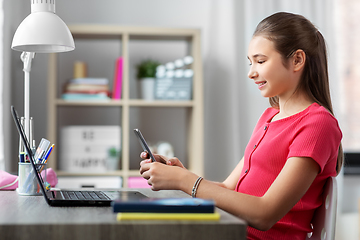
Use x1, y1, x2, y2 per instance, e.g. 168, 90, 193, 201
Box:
256, 81, 267, 89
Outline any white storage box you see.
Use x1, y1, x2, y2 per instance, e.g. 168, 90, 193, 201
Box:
57, 176, 122, 189
59, 126, 121, 173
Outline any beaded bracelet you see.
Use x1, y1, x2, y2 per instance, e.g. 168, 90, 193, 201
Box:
191, 176, 203, 198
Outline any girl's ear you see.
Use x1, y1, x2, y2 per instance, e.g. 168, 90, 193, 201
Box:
293, 49, 306, 72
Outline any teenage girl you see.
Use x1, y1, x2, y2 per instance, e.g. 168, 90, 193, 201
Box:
139, 12, 343, 240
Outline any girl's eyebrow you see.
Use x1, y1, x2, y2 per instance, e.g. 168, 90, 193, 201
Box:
248, 54, 267, 59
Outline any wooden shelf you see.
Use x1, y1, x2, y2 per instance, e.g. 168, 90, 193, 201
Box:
55, 99, 194, 107
56, 170, 141, 177
47, 25, 204, 188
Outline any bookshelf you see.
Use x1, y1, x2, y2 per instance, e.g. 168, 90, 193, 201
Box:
46, 25, 204, 187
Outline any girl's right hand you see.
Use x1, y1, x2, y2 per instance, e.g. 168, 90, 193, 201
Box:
140, 152, 185, 168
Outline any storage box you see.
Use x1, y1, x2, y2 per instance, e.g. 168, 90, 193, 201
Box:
128, 176, 151, 188
57, 176, 122, 189
155, 77, 192, 100
59, 126, 121, 173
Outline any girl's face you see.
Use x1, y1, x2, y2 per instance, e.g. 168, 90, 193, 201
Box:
247, 36, 298, 100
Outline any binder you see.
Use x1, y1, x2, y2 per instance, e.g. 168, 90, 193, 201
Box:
117, 212, 220, 221
112, 198, 215, 213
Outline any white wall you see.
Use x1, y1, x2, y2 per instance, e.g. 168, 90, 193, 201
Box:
7, 0, 340, 186
4, 0, 25, 171
6, 0, 269, 181
55, 0, 268, 180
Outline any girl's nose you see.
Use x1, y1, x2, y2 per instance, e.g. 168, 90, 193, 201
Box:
248, 66, 258, 79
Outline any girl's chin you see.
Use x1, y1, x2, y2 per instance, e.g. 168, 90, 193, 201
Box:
260, 91, 275, 98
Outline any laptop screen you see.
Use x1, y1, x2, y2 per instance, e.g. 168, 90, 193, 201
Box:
11, 106, 50, 203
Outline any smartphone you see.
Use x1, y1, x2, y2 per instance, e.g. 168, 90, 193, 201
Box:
133, 129, 156, 162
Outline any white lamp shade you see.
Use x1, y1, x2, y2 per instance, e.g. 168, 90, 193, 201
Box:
12, 11, 75, 53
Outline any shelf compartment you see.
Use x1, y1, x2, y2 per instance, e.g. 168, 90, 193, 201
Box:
56, 170, 141, 177
47, 25, 204, 187
129, 107, 189, 171
128, 100, 194, 107
56, 99, 124, 106
55, 99, 194, 107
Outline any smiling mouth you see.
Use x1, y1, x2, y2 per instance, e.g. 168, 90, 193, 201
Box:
257, 81, 267, 88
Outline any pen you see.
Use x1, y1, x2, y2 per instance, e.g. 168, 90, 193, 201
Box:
19, 117, 25, 163
19, 152, 25, 163
42, 144, 54, 162
34, 138, 50, 162
37, 150, 47, 166
39, 144, 54, 173
30, 117, 34, 150
32, 140, 36, 155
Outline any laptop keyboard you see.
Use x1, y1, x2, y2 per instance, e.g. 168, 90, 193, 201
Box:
61, 191, 109, 200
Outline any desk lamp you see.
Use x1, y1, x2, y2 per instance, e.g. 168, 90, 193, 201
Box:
11, 0, 75, 141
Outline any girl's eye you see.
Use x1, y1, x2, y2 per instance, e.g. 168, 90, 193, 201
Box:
258, 60, 265, 64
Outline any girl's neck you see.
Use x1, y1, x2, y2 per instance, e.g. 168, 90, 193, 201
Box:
272, 94, 314, 122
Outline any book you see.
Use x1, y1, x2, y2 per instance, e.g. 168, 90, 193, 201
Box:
112, 198, 215, 213
69, 78, 109, 85
112, 57, 123, 99
61, 93, 110, 101
116, 212, 220, 221
65, 83, 109, 92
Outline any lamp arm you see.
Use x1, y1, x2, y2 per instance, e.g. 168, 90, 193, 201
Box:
21, 52, 35, 72
20, 52, 35, 141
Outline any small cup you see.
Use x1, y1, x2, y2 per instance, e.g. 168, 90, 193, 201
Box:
17, 162, 46, 196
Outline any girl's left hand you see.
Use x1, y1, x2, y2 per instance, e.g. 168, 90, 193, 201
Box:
139, 160, 188, 191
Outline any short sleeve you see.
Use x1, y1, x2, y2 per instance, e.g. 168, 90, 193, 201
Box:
288, 110, 342, 172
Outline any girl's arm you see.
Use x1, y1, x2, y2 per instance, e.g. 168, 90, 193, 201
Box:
211, 157, 244, 190
140, 155, 319, 231
141, 152, 244, 190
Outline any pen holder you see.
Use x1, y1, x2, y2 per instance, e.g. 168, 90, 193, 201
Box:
17, 162, 46, 196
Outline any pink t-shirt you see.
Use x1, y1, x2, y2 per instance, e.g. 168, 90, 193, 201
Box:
236, 103, 342, 240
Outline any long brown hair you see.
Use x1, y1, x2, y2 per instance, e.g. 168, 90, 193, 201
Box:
253, 12, 343, 174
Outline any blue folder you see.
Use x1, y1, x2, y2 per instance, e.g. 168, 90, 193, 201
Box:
112, 198, 215, 213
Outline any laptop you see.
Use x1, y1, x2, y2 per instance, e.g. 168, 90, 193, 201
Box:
11, 105, 147, 206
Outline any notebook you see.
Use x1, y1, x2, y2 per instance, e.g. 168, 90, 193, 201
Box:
11, 105, 147, 206
112, 198, 216, 213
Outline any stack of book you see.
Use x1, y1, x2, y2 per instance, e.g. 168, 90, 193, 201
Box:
112, 198, 220, 221
62, 78, 111, 101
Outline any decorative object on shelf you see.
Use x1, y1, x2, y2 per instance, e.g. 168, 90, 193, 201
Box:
11, 0, 74, 142
156, 142, 174, 158
106, 147, 121, 171
73, 61, 87, 79
155, 56, 194, 100
149, 141, 174, 159
112, 57, 124, 100
136, 59, 160, 100
59, 126, 121, 173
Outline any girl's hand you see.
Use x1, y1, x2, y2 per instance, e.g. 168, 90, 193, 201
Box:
139, 152, 191, 191
139, 160, 188, 191
140, 152, 185, 168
